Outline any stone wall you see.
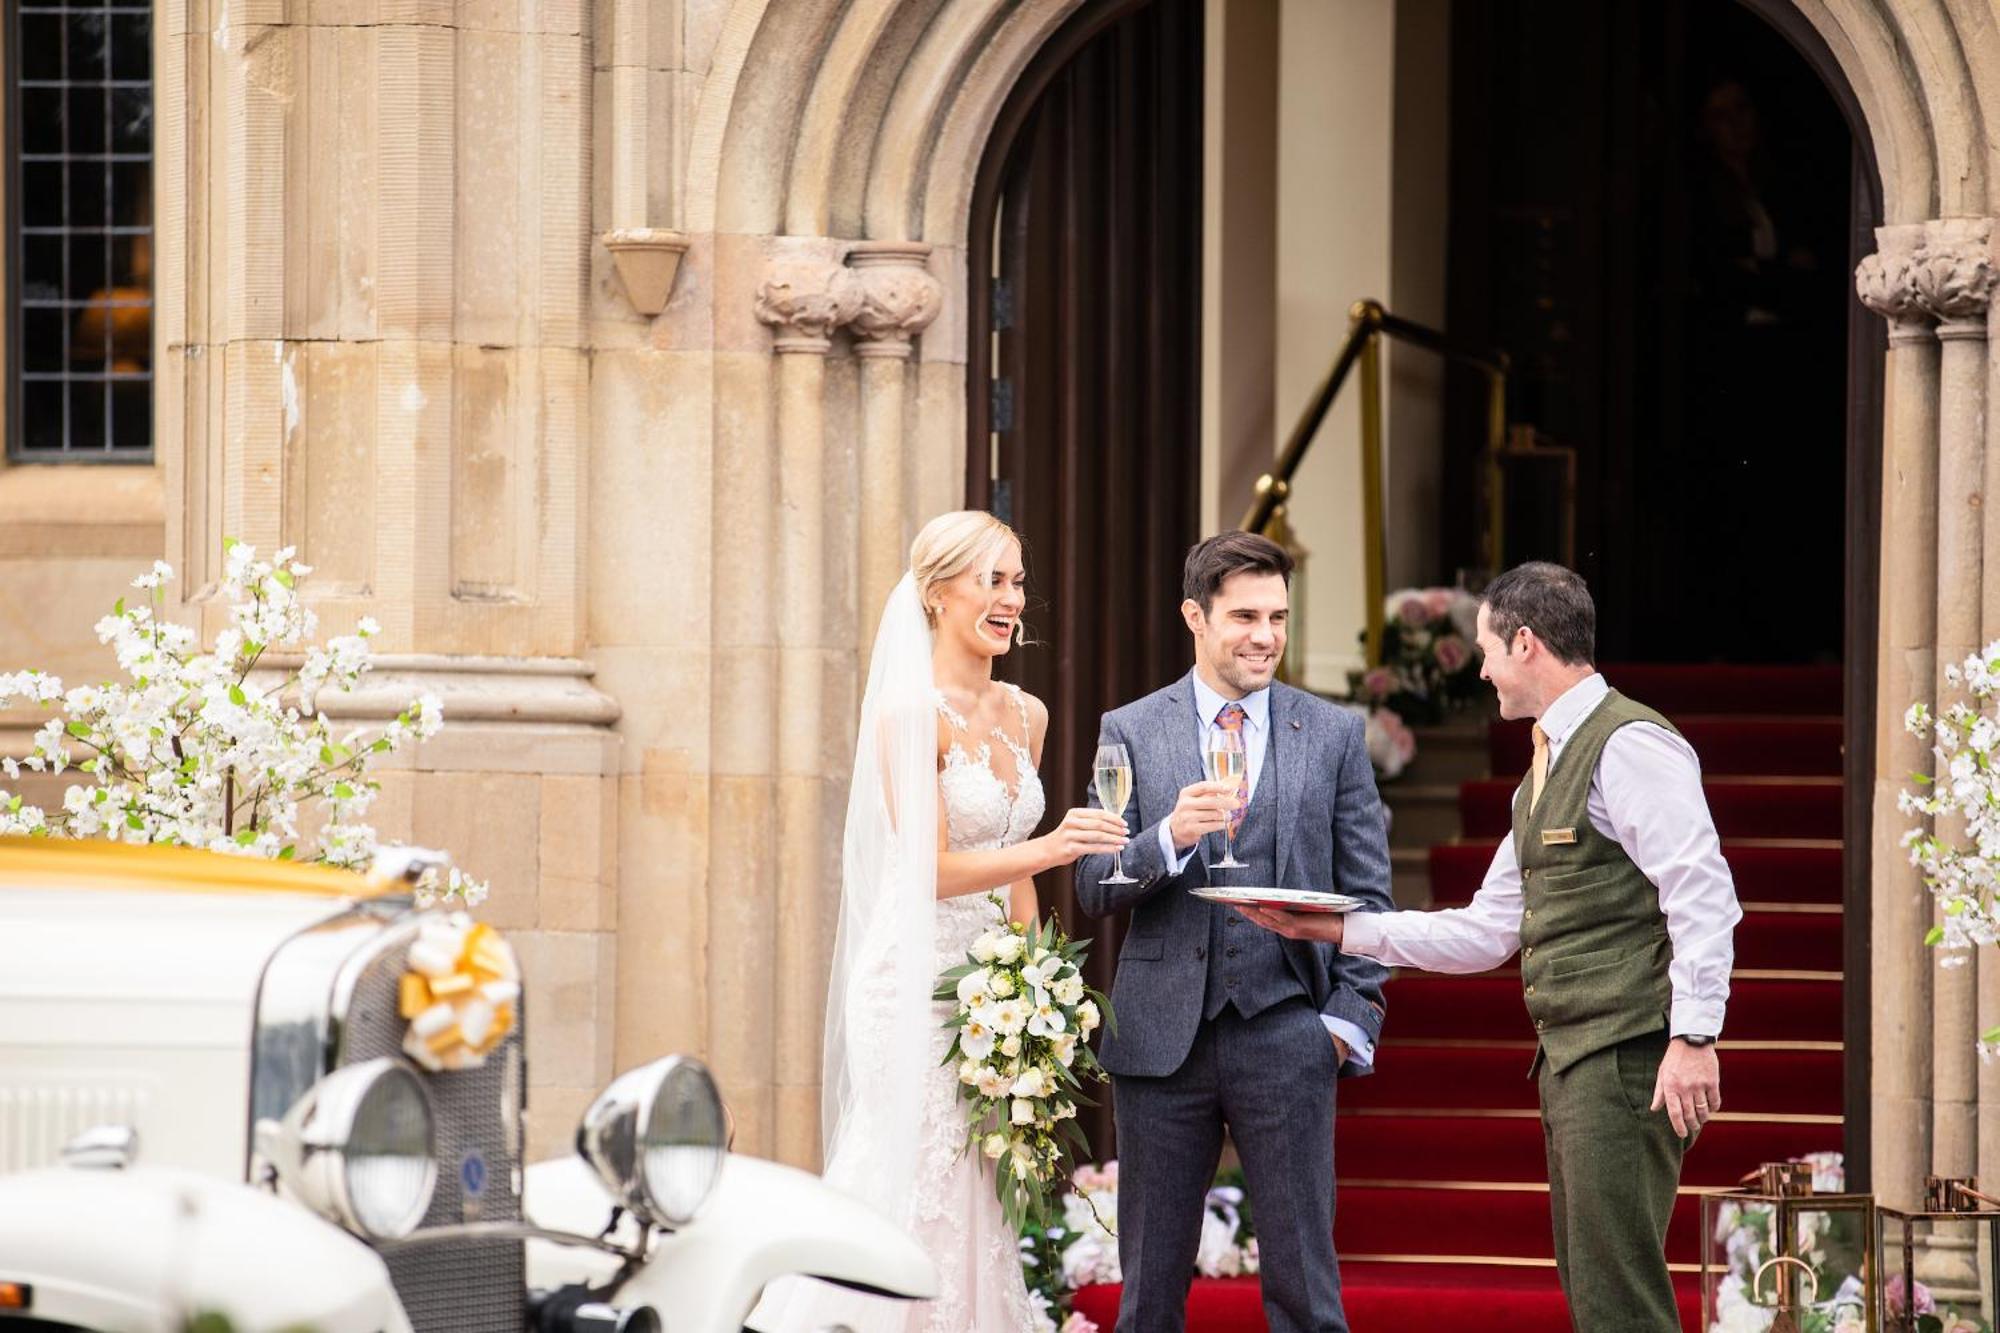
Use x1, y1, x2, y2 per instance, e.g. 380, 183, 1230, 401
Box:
2, 0, 1998, 1203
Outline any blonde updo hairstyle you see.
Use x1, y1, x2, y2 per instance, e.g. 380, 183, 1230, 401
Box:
910, 510, 1030, 647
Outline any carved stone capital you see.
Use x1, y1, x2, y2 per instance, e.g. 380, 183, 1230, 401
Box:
1857, 223, 1936, 344
845, 241, 944, 359
1911, 218, 1998, 335
754, 255, 863, 354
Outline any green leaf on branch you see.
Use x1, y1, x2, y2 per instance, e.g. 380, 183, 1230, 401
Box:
222, 537, 240, 553
273, 569, 295, 589
125, 813, 144, 831
277, 845, 296, 861
1925, 925, 1946, 947
332, 782, 355, 800
234, 829, 257, 846
371, 738, 392, 753
66, 721, 91, 739
114, 597, 125, 617
229, 684, 247, 707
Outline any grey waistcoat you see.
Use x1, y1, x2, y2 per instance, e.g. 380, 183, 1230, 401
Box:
1201, 743, 1309, 1021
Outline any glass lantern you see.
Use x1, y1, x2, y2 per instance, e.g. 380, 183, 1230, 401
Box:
1875, 1177, 2000, 1333
1702, 1160, 1879, 1332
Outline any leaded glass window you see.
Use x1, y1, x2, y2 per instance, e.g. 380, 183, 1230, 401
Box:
10, 0, 153, 461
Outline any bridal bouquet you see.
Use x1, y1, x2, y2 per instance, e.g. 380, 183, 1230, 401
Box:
936, 902, 1114, 1233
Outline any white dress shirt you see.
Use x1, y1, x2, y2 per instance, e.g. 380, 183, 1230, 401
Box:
1341, 673, 1741, 1039
1162, 672, 1377, 1068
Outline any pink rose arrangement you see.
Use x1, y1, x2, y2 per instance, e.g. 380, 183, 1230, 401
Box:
1353, 586, 1485, 740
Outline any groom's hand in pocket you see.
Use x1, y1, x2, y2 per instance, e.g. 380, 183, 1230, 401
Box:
1168, 780, 1240, 853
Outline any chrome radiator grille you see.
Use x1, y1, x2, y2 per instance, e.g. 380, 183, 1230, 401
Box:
339, 933, 527, 1333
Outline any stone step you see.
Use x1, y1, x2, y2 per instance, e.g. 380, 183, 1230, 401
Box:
1399, 715, 1493, 786
1390, 847, 1432, 908
1379, 781, 1462, 850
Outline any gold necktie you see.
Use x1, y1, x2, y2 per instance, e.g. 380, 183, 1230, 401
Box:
1530, 723, 1550, 813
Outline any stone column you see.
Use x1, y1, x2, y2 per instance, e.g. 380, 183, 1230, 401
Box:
754, 251, 861, 1165
156, 5, 615, 1161
1911, 220, 1995, 1202
1856, 224, 1940, 1208
1911, 219, 1995, 1296
847, 243, 946, 630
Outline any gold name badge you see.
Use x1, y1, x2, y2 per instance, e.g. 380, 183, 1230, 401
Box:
1540, 828, 1578, 845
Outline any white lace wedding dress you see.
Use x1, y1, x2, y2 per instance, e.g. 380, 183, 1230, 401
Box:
751, 684, 1045, 1333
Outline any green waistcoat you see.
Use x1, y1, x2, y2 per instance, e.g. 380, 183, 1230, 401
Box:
1516, 690, 1676, 1074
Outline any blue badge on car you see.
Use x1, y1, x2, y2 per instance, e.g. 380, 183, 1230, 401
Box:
460, 1150, 488, 1197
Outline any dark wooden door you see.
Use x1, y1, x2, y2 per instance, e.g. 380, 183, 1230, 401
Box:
966, 0, 1204, 1149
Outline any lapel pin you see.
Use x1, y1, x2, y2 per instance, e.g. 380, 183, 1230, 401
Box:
1291, 720, 1301, 730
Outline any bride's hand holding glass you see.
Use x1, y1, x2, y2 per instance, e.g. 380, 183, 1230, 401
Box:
1037, 807, 1130, 869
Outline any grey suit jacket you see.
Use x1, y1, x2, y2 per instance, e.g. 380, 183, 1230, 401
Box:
1074, 672, 1394, 1078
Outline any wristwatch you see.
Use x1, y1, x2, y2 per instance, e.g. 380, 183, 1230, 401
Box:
1676, 1033, 1717, 1047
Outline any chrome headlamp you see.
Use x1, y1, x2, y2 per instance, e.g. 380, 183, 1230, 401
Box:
258, 1057, 438, 1240
577, 1055, 726, 1229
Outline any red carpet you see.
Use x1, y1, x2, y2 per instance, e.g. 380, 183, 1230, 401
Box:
1076, 664, 1847, 1332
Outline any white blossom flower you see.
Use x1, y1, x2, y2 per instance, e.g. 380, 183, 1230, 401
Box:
960, 1017, 997, 1062
1076, 1000, 1102, 1034
993, 932, 1024, 965
990, 999, 1029, 1036
957, 968, 994, 1006
0, 544, 483, 906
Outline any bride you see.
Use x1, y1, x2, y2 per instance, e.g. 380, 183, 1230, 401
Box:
749, 511, 1130, 1333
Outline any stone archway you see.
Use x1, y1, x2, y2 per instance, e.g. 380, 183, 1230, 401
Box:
668, 0, 2000, 1189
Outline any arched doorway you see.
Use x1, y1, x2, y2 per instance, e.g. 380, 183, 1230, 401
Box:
964, 0, 1206, 1144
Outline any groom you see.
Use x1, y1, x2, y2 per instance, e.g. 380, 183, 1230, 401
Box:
1076, 531, 1392, 1333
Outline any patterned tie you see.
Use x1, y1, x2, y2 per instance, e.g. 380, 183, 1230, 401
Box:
1216, 702, 1250, 836
1529, 722, 1551, 813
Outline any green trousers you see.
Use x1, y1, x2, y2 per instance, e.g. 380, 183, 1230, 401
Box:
1537, 1027, 1688, 1333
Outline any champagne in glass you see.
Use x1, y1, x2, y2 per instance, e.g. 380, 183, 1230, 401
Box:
1206, 728, 1248, 869
1094, 743, 1137, 885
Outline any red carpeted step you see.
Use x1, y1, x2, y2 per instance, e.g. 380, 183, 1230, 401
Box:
1334, 1184, 1710, 1261
1593, 664, 1843, 715
1382, 976, 1841, 1041
1460, 778, 1842, 839
1073, 1267, 1704, 1333
1339, 1045, 1840, 1114
1335, 1113, 1842, 1186
1490, 716, 1844, 777
1428, 840, 1844, 905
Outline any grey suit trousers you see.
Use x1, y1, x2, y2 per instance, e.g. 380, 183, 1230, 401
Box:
1112, 998, 1346, 1333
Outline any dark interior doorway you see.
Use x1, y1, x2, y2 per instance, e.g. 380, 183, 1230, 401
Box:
966, 0, 1205, 1150
1444, 0, 1883, 1185
1444, 0, 1864, 666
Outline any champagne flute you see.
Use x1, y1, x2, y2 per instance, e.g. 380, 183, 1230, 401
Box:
1093, 743, 1137, 885
1206, 728, 1248, 870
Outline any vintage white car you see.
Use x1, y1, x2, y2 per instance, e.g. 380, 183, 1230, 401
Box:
0, 837, 934, 1333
